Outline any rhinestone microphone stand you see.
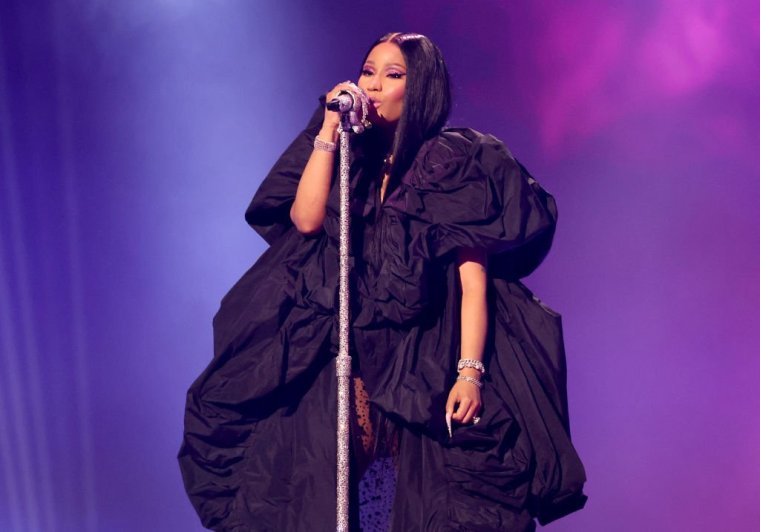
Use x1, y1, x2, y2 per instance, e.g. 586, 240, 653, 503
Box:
331, 83, 371, 532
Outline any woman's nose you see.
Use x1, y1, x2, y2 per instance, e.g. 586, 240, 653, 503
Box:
366, 74, 381, 91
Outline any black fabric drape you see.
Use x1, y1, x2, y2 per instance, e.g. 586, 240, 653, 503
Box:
179, 107, 586, 531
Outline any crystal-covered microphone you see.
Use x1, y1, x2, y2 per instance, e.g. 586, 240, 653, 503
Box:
325, 83, 372, 134
326, 91, 358, 113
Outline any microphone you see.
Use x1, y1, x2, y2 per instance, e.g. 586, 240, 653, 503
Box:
325, 83, 372, 134
326, 91, 359, 113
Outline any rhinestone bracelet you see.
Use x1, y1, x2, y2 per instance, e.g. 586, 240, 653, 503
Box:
457, 358, 486, 374
314, 136, 336, 152
456, 375, 483, 388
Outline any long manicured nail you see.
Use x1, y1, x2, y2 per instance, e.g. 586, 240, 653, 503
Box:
445, 412, 453, 438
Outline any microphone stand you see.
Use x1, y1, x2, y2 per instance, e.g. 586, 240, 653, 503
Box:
335, 111, 353, 532
329, 83, 370, 532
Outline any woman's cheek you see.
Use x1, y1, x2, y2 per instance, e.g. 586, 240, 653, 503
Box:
391, 102, 404, 121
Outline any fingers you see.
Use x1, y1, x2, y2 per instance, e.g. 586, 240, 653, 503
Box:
445, 389, 457, 419
447, 385, 482, 424
462, 401, 481, 425
446, 384, 483, 437
454, 399, 482, 424
451, 395, 482, 423
322, 83, 356, 131
451, 396, 472, 423
325, 82, 355, 103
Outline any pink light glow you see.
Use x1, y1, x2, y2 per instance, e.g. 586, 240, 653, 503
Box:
524, 0, 756, 153
639, 0, 730, 96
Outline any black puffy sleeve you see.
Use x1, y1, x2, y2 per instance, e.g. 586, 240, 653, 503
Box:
244, 102, 324, 244
390, 128, 558, 280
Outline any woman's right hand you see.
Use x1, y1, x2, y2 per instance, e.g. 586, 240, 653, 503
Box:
321, 82, 355, 139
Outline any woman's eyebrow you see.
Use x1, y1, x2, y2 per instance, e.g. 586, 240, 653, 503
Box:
363, 60, 406, 70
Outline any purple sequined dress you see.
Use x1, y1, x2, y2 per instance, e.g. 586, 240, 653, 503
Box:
178, 105, 587, 531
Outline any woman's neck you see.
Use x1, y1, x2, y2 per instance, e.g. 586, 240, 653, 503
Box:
375, 123, 396, 151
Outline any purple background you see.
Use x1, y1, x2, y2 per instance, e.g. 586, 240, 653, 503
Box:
1, 1, 759, 530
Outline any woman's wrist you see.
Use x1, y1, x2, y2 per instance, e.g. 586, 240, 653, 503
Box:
458, 367, 482, 379
456, 374, 483, 389
318, 124, 339, 143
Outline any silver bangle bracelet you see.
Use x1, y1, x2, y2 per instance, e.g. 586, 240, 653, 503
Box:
314, 136, 336, 152
456, 375, 483, 388
457, 358, 486, 374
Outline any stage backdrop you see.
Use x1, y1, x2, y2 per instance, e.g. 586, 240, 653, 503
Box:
1, 1, 758, 530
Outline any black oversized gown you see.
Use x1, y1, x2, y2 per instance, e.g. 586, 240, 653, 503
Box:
178, 106, 587, 531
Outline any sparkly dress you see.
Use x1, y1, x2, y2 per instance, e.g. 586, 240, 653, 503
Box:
178, 105, 587, 531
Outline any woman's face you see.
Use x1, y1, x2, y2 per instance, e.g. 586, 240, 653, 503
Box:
358, 42, 406, 129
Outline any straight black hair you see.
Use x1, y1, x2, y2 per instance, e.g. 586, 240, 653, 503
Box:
359, 33, 452, 184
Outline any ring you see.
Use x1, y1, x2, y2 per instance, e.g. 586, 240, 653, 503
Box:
472, 416, 481, 425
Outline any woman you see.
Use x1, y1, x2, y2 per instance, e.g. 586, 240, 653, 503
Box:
179, 33, 587, 531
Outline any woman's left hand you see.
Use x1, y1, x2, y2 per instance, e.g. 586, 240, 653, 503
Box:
446, 371, 482, 426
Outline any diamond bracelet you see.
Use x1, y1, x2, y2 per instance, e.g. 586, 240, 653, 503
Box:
457, 358, 486, 374
314, 136, 336, 152
456, 375, 483, 388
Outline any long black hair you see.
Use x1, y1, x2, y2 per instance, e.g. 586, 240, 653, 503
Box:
359, 33, 452, 183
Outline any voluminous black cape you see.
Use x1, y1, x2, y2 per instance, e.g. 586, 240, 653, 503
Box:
179, 106, 587, 531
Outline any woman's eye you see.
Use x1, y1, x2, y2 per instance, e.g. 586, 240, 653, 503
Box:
387, 72, 405, 79
361, 69, 374, 76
